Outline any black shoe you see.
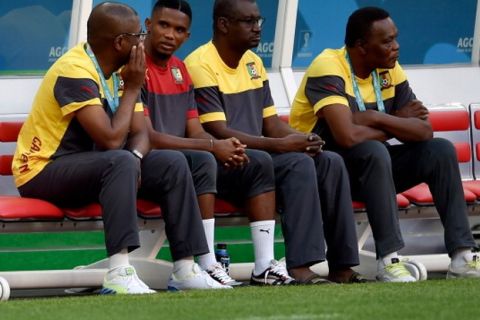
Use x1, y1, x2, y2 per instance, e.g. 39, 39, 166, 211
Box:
250, 260, 297, 286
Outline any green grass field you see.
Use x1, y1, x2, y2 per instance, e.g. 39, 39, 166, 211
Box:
1, 279, 478, 320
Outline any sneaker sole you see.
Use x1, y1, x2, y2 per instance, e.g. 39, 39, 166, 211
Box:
250, 278, 296, 286
100, 288, 118, 295
446, 271, 480, 279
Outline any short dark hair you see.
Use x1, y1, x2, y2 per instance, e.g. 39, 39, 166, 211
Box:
344, 7, 390, 48
213, 0, 255, 30
152, 0, 192, 22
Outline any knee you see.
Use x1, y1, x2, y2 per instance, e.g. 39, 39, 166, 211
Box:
246, 150, 275, 179
425, 137, 456, 159
287, 152, 317, 179
197, 151, 217, 175
316, 150, 347, 173
353, 140, 391, 167
193, 151, 217, 185
419, 138, 458, 170
108, 150, 140, 172
154, 150, 190, 176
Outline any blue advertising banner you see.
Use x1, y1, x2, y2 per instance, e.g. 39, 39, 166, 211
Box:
93, 0, 279, 67
0, 1, 73, 75
293, 0, 477, 68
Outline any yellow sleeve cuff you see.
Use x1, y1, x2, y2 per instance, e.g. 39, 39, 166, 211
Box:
262, 106, 277, 118
199, 112, 226, 124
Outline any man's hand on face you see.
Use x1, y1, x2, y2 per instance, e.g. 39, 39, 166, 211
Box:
120, 42, 146, 91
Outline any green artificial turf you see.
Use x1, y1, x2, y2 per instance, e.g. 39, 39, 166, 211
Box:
1, 279, 478, 320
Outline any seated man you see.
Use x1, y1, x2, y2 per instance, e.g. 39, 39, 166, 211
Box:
290, 6, 480, 281
185, 0, 363, 284
12, 2, 229, 294
143, 0, 294, 286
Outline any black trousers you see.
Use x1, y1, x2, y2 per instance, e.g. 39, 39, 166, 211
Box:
20, 149, 209, 260
271, 151, 359, 269
338, 138, 476, 257
180, 148, 359, 269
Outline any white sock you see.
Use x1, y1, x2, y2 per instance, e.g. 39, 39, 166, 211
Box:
197, 218, 218, 269
173, 258, 196, 279
250, 220, 275, 275
109, 249, 129, 269
380, 252, 399, 266
451, 248, 473, 267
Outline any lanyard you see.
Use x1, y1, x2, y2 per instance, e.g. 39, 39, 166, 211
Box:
85, 43, 120, 113
345, 51, 385, 113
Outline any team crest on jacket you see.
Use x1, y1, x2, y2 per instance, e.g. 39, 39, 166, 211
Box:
246, 62, 261, 80
117, 72, 125, 91
379, 71, 392, 90
171, 67, 183, 84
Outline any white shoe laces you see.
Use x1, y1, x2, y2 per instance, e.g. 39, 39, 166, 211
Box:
384, 261, 411, 278
467, 255, 480, 270
109, 266, 154, 293
209, 264, 235, 283
268, 260, 292, 280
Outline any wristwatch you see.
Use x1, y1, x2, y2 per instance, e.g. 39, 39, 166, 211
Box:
131, 149, 143, 160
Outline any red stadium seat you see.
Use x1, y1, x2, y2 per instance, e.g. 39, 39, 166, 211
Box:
0, 195, 64, 221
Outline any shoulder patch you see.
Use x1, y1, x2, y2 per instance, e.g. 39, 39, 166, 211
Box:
246, 62, 261, 80
379, 71, 393, 90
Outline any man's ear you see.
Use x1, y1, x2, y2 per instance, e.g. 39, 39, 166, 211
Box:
145, 18, 151, 33
356, 39, 368, 55
217, 17, 229, 34
113, 35, 123, 51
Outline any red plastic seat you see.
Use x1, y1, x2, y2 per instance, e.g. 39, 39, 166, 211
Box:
428, 109, 469, 131
402, 182, 476, 205
278, 114, 289, 124
137, 199, 162, 218
63, 203, 102, 220
0, 195, 64, 220
396, 194, 410, 208
462, 180, 480, 198
0, 155, 13, 175
352, 201, 365, 210
0, 122, 23, 142
63, 199, 163, 220
214, 198, 241, 217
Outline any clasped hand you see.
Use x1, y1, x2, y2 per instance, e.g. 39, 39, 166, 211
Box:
282, 133, 324, 156
213, 137, 249, 168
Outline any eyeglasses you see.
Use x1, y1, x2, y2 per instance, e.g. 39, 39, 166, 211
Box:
117, 31, 148, 41
226, 16, 265, 29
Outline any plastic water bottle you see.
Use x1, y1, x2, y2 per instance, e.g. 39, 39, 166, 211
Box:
215, 243, 230, 274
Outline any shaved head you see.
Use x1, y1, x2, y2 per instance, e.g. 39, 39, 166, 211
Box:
87, 2, 139, 48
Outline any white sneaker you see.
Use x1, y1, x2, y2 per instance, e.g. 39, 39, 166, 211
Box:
100, 265, 156, 294
401, 258, 428, 281
447, 254, 480, 279
376, 258, 417, 282
250, 259, 297, 285
168, 263, 233, 291
206, 263, 244, 286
